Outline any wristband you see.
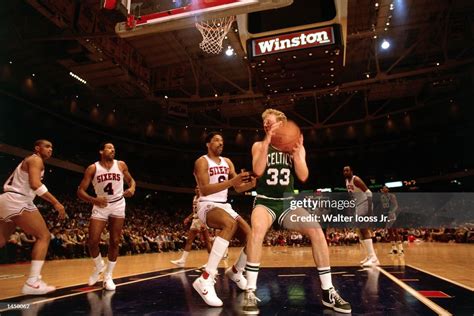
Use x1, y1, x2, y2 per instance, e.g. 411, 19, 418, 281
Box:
34, 184, 48, 196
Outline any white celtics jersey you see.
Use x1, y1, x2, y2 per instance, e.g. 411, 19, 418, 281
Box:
346, 175, 367, 204
92, 160, 124, 202
199, 155, 230, 203
3, 156, 44, 201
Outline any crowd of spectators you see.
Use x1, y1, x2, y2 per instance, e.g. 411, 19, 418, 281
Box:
1, 193, 474, 264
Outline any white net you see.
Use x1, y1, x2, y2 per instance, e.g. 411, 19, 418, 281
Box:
195, 16, 235, 54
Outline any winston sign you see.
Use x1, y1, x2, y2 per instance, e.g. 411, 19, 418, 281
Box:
251, 26, 335, 57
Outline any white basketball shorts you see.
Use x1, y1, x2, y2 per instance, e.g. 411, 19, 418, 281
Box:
196, 201, 239, 225
0, 192, 37, 222
91, 197, 126, 221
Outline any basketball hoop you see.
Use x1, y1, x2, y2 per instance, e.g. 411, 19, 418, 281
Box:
195, 16, 235, 54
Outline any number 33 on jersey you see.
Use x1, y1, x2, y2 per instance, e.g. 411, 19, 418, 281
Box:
257, 146, 295, 197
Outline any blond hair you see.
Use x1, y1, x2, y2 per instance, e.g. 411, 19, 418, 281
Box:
261, 108, 287, 123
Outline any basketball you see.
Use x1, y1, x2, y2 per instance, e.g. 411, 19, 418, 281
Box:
270, 120, 301, 153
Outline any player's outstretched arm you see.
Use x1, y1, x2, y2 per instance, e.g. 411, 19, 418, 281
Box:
26, 155, 65, 219
195, 157, 248, 196
226, 159, 255, 193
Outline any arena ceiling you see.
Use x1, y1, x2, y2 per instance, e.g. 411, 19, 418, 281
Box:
0, 0, 473, 147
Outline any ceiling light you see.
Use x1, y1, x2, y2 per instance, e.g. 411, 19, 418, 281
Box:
381, 39, 390, 49
225, 46, 234, 56
375, 2, 379, 7
69, 71, 87, 85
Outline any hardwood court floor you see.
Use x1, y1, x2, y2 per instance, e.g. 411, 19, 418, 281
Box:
0, 242, 473, 299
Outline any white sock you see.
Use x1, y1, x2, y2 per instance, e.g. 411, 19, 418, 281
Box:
105, 260, 116, 277
93, 254, 103, 268
27, 260, 44, 283
360, 239, 367, 255
245, 262, 260, 290
391, 241, 397, 250
181, 251, 189, 261
234, 248, 247, 272
205, 236, 229, 275
362, 238, 376, 257
317, 267, 333, 290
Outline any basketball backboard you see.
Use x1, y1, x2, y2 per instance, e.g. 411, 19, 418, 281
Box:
237, 0, 348, 64
115, 0, 293, 38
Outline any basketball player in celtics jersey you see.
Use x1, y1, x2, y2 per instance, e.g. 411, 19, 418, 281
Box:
77, 142, 136, 291
243, 109, 351, 314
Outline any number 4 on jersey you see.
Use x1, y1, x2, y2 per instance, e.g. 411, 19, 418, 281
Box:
104, 182, 114, 195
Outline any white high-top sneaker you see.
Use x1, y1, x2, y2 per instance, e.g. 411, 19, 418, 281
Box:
225, 267, 247, 290
192, 272, 222, 307
88, 260, 106, 286
170, 259, 185, 268
103, 275, 116, 291
22, 276, 56, 295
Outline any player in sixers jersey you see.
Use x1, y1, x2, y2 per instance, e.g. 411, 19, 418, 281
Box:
243, 109, 351, 314
0, 139, 65, 295
77, 142, 136, 291
192, 131, 256, 307
343, 165, 380, 267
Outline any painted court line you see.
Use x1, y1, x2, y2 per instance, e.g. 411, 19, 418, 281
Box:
0, 266, 187, 301
0, 268, 196, 313
407, 264, 474, 292
377, 267, 452, 316
278, 274, 306, 277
